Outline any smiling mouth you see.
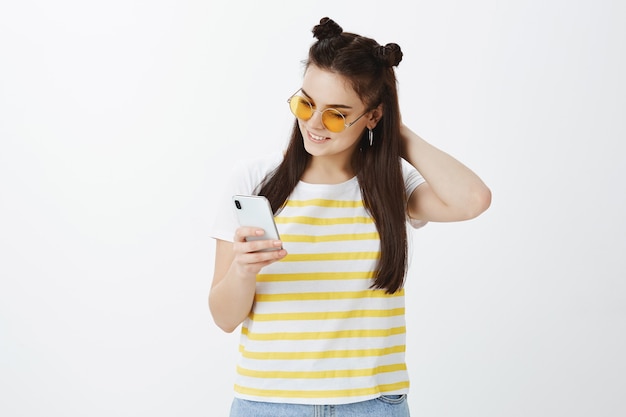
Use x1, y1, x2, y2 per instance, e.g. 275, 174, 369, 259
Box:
308, 131, 329, 142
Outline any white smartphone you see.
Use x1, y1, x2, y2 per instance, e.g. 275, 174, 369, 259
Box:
232, 194, 281, 249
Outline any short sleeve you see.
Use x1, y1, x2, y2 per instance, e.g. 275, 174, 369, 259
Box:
207, 162, 245, 242
401, 158, 428, 229
208, 152, 283, 242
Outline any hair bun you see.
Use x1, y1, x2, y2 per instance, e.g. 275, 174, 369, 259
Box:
312, 17, 343, 40
375, 43, 403, 67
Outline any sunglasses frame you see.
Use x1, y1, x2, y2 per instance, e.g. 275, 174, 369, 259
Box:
287, 89, 369, 133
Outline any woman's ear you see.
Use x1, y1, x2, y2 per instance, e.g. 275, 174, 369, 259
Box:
367, 104, 383, 129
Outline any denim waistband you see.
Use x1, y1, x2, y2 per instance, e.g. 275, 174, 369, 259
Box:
229, 395, 409, 417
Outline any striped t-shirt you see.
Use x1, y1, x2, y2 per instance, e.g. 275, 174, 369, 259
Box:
210, 152, 426, 405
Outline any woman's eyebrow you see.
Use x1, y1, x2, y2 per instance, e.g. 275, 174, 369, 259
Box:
301, 88, 353, 110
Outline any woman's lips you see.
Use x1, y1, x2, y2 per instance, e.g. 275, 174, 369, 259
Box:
307, 130, 329, 142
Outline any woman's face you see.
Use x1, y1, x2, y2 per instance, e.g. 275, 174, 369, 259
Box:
296, 65, 371, 161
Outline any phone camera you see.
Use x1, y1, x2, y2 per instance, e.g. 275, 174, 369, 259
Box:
234, 200, 242, 209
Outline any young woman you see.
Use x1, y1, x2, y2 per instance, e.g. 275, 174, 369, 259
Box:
209, 17, 491, 417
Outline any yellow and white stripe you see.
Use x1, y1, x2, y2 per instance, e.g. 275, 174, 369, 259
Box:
233, 178, 411, 405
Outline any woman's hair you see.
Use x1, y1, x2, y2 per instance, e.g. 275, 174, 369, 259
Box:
258, 17, 409, 293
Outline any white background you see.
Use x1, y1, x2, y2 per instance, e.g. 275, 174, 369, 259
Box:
1, 1, 625, 416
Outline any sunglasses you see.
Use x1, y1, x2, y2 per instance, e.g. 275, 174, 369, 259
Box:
287, 90, 369, 133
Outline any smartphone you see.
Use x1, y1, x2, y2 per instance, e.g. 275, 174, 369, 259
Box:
232, 194, 281, 250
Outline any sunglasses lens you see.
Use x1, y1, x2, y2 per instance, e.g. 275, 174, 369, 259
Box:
289, 96, 313, 120
321, 109, 346, 133
288, 93, 348, 132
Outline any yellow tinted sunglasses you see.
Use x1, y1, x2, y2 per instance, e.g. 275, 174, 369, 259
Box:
287, 90, 368, 133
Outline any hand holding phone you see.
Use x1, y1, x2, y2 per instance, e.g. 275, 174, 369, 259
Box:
232, 195, 281, 251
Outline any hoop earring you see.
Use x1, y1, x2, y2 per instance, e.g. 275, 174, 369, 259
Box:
368, 129, 374, 146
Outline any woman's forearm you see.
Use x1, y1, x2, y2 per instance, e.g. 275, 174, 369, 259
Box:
209, 236, 286, 333
401, 124, 491, 221
209, 268, 257, 333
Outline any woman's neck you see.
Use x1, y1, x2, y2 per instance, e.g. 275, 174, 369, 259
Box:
301, 156, 355, 184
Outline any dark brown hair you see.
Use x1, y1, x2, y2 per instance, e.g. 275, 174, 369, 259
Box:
258, 17, 409, 293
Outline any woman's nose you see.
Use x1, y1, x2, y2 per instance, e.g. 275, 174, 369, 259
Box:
308, 109, 326, 130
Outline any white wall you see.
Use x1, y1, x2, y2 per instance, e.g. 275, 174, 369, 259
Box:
1, 1, 624, 416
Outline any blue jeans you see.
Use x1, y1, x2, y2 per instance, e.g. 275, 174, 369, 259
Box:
229, 395, 410, 417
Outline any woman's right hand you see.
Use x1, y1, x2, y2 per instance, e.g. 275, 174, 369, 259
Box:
231, 226, 287, 278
